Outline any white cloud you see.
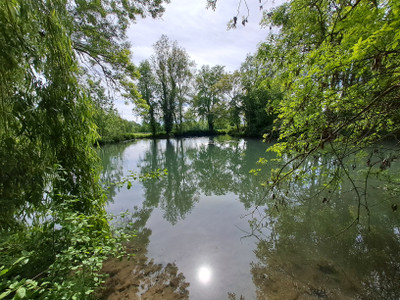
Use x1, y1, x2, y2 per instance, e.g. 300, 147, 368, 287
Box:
127, 0, 276, 71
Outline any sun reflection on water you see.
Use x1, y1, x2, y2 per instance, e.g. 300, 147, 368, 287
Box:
198, 265, 212, 284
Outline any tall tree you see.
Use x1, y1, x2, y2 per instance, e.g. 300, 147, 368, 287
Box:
152, 35, 192, 135
137, 60, 158, 136
239, 54, 280, 136
193, 65, 226, 131
214, 71, 243, 131
174, 48, 195, 133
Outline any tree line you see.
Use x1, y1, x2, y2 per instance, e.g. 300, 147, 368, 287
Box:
134, 34, 281, 137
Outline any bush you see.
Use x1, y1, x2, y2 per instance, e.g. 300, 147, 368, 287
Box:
0, 197, 132, 299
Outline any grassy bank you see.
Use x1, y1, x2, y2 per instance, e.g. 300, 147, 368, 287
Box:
96, 129, 233, 145
95, 126, 278, 145
96, 133, 153, 145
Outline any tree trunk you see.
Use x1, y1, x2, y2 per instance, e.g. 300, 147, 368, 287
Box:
208, 114, 214, 132
149, 106, 156, 137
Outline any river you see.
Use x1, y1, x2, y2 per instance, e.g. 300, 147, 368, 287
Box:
98, 136, 400, 300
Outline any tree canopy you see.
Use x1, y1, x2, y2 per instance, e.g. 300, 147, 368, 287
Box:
151, 34, 193, 135
193, 65, 226, 132
255, 0, 400, 219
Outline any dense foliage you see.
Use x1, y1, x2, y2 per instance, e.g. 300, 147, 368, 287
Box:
0, 0, 167, 298
255, 0, 400, 218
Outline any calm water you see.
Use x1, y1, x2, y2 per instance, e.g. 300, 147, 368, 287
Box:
99, 137, 400, 300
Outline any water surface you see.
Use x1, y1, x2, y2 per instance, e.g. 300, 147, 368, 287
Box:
99, 137, 400, 299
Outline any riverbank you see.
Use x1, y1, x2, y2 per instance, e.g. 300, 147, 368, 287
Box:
95, 128, 276, 146
95, 129, 230, 145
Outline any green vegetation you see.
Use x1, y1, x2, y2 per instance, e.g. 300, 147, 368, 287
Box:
151, 35, 194, 135
0, 0, 167, 298
2, 0, 399, 298
193, 65, 226, 132
130, 37, 279, 138
255, 0, 400, 219
137, 60, 158, 137
205, 0, 400, 220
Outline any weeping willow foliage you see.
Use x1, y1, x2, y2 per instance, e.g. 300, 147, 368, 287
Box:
0, 0, 167, 298
0, 0, 103, 228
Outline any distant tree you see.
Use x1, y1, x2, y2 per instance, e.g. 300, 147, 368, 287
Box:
193, 65, 226, 131
239, 54, 280, 135
138, 60, 158, 136
174, 50, 195, 133
152, 35, 192, 135
215, 71, 244, 131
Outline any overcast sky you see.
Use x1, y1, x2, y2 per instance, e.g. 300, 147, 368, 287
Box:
116, 0, 282, 121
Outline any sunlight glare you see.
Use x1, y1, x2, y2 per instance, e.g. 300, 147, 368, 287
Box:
198, 265, 212, 284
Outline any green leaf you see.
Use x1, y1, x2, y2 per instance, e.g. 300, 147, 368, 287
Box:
0, 290, 12, 299
0, 268, 8, 276
16, 287, 26, 299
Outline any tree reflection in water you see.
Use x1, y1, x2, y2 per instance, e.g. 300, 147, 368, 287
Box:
100, 138, 400, 299
101, 137, 271, 299
139, 139, 200, 224
98, 142, 133, 200
138, 137, 272, 225
247, 154, 400, 299
101, 206, 190, 300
